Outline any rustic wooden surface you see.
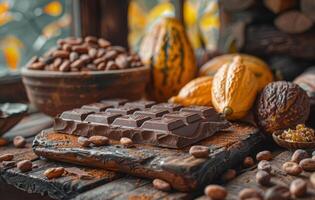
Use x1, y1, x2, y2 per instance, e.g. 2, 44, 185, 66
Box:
33, 123, 263, 192
1, 113, 315, 200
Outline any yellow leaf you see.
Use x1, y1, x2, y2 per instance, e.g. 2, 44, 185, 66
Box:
44, 1, 62, 16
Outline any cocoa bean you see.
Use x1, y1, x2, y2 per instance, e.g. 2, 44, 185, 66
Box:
0, 138, 8, 146
29, 62, 45, 70
257, 160, 272, 172
282, 161, 303, 175
53, 50, 69, 59
17, 160, 32, 172
13, 136, 26, 148
88, 136, 109, 146
72, 45, 88, 54
290, 178, 307, 197
299, 158, 315, 171
59, 60, 70, 72
221, 169, 237, 182
44, 167, 65, 179
204, 185, 227, 200
69, 52, 79, 62
243, 156, 255, 168
115, 54, 129, 69
0, 154, 14, 162
152, 179, 171, 191
78, 136, 90, 147
88, 48, 97, 59
256, 150, 272, 161
106, 61, 119, 70
98, 38, 111, 48
265, 185, 290, 200
310, 173, 315, 187
85, 36, 98, 44
70, 59, 84, 69
291, 149, 309, 163
239, 188, 263, 200
256, 170, 271, 186
104, 50, 118, 60
189, 145, 209, 158
120, 137, 133, 147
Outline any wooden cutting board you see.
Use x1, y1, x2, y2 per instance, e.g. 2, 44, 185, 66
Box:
33, 123, 264, 192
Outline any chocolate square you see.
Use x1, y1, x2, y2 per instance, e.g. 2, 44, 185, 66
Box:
134, 108, 169, 118
100, 99, 128, 107
112, 115, 151, 128
81, 103, 113, 112
164, 111, 202, 123
124, 101, 156, 110
141, 117, 185, 131
60, 109, 94, 121
84, 112, 121, 124
106, 106, 140, 115
151, 103, 183, 112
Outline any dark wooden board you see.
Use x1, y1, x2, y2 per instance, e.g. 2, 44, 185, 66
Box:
195, 151, 315, 200
33, 123, 264, 192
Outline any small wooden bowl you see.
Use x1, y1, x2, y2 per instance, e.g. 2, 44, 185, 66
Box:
0, 103, 28, 135
22, 66, 150, 116
272, 130, 315, 150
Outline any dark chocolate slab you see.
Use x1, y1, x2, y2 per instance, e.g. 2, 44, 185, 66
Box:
54, 100, 230, 148
81, 103, 113, 112
60, 109, 94, 121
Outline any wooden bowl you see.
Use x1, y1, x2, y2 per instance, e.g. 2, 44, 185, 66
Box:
21, 67, 150, 116
272, 130, 315, 150
0, 103, 28, 135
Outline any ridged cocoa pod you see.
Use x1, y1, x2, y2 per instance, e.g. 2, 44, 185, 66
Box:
255, 81, 310, 134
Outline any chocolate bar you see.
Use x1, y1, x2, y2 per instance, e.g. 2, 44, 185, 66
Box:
54, 100, 231, 148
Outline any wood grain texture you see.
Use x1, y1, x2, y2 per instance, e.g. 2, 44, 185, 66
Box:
243, 25, 315, 60
33, 123, 263, 192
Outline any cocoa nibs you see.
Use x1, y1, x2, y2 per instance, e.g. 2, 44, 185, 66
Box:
204, 184, 227, 200
189, 145, 209, 158
17, 160, 32, 172
13, 136, 26, 148
152, 179, 171, 192
44, 167, 65, 179
27, 36, 144, 72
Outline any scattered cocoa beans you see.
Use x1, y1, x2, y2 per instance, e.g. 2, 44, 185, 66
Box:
256, 170, 271, 186
204, 185, 227, 200
189, 145, 209, 158
221, 169, 236, 182
243, 156, 255, 168
257, 160, 272, 172
78, 136, 91, 147
256, 150, 272, 161
291, 149, 309, 163
44, 167, 65, 179
310, 173, 315, 187
88, 136, 109, 146
13, 136, 26, 148
120, 137, 133, 147
290, 178, 307, 197
265, 185, 290, 200
282, 161, 303, 176
152, 179, 171, 191
0, 138, 8, 146
238, 188, 263, 200
0, 154, 14, 162
17, 160, 32, 172
299, 158, 315, 171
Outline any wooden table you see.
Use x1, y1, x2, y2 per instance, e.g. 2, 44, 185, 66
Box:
1, 113, 315, 200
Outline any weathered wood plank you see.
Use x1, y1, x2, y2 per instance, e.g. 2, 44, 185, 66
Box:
33, 123, 264, 192
195, 151, 315, 200
1, 159, 122, 200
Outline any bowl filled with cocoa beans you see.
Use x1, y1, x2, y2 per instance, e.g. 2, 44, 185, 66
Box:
21, 36, 149, 116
